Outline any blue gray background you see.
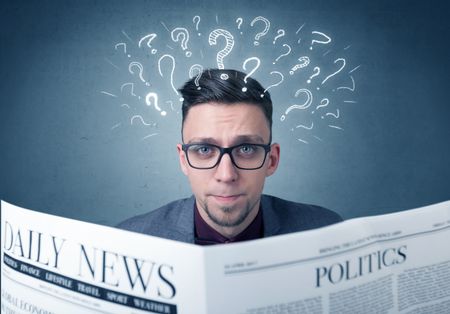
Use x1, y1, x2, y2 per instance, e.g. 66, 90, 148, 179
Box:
1, 0, 449, 226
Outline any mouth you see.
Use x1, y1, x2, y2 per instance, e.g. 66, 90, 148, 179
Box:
210, 194, 243, 203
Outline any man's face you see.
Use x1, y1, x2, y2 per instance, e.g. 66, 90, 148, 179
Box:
177, 102, 280, 236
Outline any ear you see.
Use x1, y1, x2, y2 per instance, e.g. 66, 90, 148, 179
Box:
177, 144, 189, 176
265, 143, 280, 177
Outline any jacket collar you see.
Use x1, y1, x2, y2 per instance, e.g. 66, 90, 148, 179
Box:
173, 196, 196, 243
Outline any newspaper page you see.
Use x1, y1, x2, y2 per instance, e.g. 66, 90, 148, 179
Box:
202, 200, 450, 313
1, 201, 207, 314
2, 200, 450, 313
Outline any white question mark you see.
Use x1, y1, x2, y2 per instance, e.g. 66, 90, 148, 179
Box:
171, 27, 191, 57
158, 54, 182, 101
280, 88, 313, 121
312, 98, 330, 115
189, 64, 204, 90
242, 57, 261, 92
289, 56, 310, 75
138, 33, 158, 54
193, 16, 201, 36
130, 115, 155, 126
336, 75, 355, 92
128, 62, 149, 86
115, 42, 130, 57
236, 17, 243, 34
273, 29, 285, 44
322, 58, 346, 85
250, 16, 270, 46
325, 109, 340, 119
273, 44, 291, 64
310, 31, 331, 50
307, 67, 321, 84
145, 92, 167, 116
261, 71, 284, 98
120, 82, 136, 97
208, 29, 235, 80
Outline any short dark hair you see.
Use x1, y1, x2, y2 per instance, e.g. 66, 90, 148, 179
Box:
178, 68, 273, 141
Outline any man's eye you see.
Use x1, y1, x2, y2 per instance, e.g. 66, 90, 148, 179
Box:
193, 145, 213, 155
239, 145, 256, 154
199, 146, 210, 154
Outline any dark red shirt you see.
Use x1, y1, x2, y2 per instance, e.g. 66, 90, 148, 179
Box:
194, 203, 264, 245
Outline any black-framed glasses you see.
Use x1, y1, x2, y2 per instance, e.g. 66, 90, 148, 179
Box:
182, 143, 271, 170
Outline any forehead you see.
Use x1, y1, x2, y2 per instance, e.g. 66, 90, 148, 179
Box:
183, 102, 270, 144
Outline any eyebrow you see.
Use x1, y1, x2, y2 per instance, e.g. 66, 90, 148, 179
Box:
187, 135, 266, 145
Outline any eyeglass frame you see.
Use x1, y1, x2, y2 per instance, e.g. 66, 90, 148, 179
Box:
181, 142, 272, 170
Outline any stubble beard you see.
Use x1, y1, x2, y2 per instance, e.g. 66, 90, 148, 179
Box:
201, 198, 258, 228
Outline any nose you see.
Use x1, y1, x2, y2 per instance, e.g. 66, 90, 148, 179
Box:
214, 152, 238, 183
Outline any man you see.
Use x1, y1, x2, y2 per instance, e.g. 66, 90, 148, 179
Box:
117, 69, 342, 244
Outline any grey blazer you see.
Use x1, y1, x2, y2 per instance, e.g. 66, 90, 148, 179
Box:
117, 195, 343, 243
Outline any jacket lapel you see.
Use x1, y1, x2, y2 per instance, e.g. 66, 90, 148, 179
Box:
261, 195, 281, 237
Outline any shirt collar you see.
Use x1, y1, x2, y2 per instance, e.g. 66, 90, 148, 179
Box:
194, 202, 263, 245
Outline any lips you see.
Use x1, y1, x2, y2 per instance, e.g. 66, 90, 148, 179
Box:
211, 194, 242, 203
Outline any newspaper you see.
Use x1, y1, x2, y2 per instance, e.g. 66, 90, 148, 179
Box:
1, 200, 450, 313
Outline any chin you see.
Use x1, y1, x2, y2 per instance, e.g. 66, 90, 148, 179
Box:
208, 203, 252, 228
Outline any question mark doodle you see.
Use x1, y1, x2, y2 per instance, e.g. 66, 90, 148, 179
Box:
158, 54, 181, 100
261, 71, 284, 98
321, 58, 346, 85
242, 57, 261, 92
189, 64, 204, 90
130, 115, 155, 126
336, 75, 355, 92
295, 121, 314, 130
325, 109, 340, 119
250, 16, 270, 46
108, 17, 355, 144
273, 29, 285, 44
138, 33, 158, 54
171, 27, 192, 57
128, 62, 149, 86
280, 88, 313, 121
146, 92, 167, 116
120, 82, 136, 97
289, 56, 310, 75
193, 16, 201, 36
273, 44, 291, 64
307, 67, 321, 84
208, 29, 235, 80
115, 43, 130, 57
312, 98, 330, 115
236, 17, 243, 34
310, 31, 331, 50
